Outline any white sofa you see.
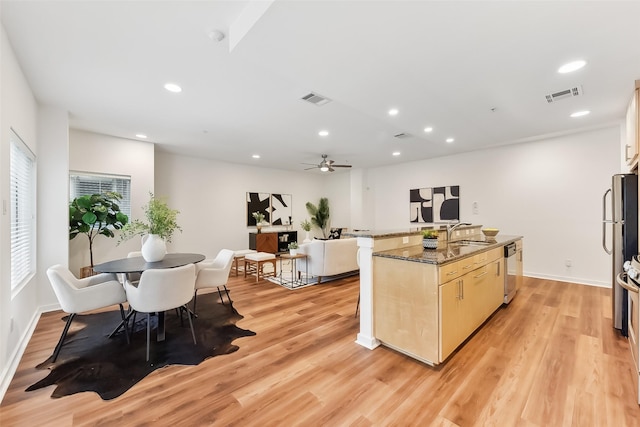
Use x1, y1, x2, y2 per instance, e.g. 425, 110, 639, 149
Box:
296, 238, 359, 284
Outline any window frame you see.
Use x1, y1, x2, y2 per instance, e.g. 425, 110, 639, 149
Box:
10, 128, 36, 297
69, 171, 132, 219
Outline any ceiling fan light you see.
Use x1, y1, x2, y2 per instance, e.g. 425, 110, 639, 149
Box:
320, 165, 329, 172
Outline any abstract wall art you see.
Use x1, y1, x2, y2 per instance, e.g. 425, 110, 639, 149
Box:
246, 192, 270, 226
410, 185, 460, 223
270, 193, 293, 226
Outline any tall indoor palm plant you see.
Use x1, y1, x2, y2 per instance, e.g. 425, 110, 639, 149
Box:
305, 197, 330, 239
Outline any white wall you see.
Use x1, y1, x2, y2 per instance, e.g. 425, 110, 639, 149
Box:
68, 129, 154, 276
0, 22, 39, 399
155, 152, 331, 258
365, 126, 621, 286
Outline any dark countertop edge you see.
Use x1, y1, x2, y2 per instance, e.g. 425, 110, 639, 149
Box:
372, 235, 523, 265
343, 224, 480, 239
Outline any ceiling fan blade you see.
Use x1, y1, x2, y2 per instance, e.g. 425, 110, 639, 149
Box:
304, 166, 318, 170
301, 162, 319, 166
328, 166, 335, 172
331, 164, 352, 168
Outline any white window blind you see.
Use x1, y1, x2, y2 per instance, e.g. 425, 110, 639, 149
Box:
10, 130, 36, 291
69, 172, 131, 217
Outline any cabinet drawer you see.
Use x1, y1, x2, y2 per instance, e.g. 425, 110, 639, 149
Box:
439, 256, 475, 282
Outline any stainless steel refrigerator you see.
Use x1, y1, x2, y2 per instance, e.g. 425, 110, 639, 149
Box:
602, 173, 638, 336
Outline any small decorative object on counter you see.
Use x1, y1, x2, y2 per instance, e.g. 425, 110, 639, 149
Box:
422, 229, 439, 249
288, 241, 299, 256
482, 228, 499, 239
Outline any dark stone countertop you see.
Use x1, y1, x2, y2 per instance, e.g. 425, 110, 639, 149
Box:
372, 234, 522, 265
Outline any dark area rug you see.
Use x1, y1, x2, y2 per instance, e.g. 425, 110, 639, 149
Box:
26, 296, 256, 400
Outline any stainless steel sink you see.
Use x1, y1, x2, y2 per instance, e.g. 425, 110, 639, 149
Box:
452, 240, 493, 246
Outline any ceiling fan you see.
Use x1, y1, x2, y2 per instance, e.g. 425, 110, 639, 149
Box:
303, 154, 352, 172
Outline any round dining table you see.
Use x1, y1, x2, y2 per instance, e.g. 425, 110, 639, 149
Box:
94, 253, 206, 341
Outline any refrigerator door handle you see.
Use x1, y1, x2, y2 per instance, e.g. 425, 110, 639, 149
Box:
603, 188, 613, 255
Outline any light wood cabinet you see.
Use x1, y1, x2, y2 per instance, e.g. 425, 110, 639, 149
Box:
373, 244, 506, 365
625, 81, 639, 168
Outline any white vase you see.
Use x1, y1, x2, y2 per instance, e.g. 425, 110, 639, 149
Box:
303, 231, 311, 243
289, 249, 298, 256
141, 234, 167, 262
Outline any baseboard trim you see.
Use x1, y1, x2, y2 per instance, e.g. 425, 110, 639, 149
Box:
0, 307, 43, 404
524, 272, 609, 288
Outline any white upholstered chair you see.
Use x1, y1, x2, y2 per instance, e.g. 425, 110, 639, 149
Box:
46, 264, 128, 362
194, 249, 235, 311
124, 263, 197, 361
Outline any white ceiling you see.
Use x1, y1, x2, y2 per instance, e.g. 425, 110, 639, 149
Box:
2, 0, 640, 173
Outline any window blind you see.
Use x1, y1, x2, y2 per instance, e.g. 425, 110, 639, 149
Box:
69, 172, 131, 217
10, 130, 36, 290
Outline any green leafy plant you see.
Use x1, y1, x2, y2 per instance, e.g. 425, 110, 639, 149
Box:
300, 219, 312, 232
69, 192, 129, 268
287, 241, 299, 250
119, 193, 181, 243
422, 229, 439, 239
305, 197, 330, 239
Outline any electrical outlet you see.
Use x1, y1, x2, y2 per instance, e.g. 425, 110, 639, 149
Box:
472, 201, 479, 215
565, 259, 572, 267
402, 236, 409, 244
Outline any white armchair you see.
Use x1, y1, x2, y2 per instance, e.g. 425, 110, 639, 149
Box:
194, 249, 235, 310
46, 264, 128, 362
124, 263, 197, 361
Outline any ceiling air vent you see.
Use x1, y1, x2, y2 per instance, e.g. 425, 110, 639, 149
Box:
394, 133, 411, 139
301, 92, 332, 106
545, 85, 584, 103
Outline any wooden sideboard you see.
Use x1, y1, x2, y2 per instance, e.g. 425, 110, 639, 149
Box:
249, 231, 298, 254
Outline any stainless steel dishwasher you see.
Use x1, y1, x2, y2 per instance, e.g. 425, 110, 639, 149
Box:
504, 240, 523, 303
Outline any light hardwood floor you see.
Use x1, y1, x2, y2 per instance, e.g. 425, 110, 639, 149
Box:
1, 274, 639, 426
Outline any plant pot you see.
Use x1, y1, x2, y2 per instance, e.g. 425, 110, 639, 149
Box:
256, 225, 262, 234
289, 249, 298, 256
303, 231, 311, 243
79, 266, 97, 278
141, 234, 167, 262
423, 238, 438, 249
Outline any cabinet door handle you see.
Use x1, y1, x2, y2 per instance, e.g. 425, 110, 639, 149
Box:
496, 261, 500, 276
463, 264, 473, 270
447, 270, 458, 276
474, 271, 488, 279
461, 280, 464, 299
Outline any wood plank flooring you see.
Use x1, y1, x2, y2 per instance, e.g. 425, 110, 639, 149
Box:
1, 274, 639, 426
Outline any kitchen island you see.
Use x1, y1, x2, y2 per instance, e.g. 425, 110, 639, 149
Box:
346, 228, 522, 365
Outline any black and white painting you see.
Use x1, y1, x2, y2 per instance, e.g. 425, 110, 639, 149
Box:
410, 185, 459, 223
270, 193, 292, 226
246, 192, 270, 226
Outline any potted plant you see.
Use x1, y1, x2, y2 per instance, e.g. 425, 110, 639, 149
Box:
119, 192, 181, 262
288, 241, 299, 256
422, 229, 439, 249
305, 197, 330, 239
300, 219, 312, 242
69, 191, 129, 276
252, 211, 266, 233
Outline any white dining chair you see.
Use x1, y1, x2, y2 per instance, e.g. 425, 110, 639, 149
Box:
194, 249, 235, 311
46, 264, 129, 362
124, 263, 197, 361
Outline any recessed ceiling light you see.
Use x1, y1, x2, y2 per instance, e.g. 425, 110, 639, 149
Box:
392, 151, 401, 156
570, 110, 590, 118
424, 127, 433, 133
558, 60, 586, 74
252, 154, 260, 159
446, 138, 455, 143
135, 134, 147, 139
318, 130, 329, 137
388, 108, 399, 116
164, 83, 182, 93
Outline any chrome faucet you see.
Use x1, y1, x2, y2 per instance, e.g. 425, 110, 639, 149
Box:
447, 222, 472, 242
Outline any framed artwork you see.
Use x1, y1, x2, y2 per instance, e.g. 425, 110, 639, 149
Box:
270, 193, 292, 226
410, 185, 460, 223
246, 192, 270, 226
